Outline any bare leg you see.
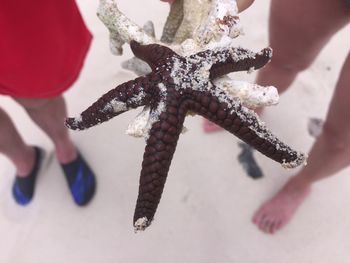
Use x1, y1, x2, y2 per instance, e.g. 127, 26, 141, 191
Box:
15, 96, 77, 164
254, 52, 350, 233
257, 0, 350, 92
15, 96, 96, 206
0, 108, 35, 177
252, 0, 350, 233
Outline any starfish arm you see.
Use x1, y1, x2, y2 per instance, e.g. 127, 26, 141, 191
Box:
191, 47, 272, 79
65, 76, 152, 131
191, 90, 306, 168
130, 41, 179, 70
133, 99, 188, 231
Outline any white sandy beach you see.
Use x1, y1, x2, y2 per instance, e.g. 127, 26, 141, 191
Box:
0, 0, 350, 262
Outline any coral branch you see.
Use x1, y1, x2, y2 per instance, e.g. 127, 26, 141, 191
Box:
213, 77, 279, 108
161, 0, 184, 43
195, 0, 242, 44
97, 0, 155, 55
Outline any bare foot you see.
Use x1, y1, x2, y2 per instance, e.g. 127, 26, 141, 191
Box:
202, 119, 223, 133
252, 177, 311, 234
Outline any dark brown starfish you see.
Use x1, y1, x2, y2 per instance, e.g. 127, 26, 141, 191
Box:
66, 41, 306, 231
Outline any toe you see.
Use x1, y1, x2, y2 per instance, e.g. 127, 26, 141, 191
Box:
260, 217, 272, 233
267, 218, 278, 234
274, 219, 284, 232
258, 214, 268, 231
252, 205, 266, 225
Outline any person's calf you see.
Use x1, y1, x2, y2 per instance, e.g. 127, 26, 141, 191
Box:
0, 108, 37, 176
15, 96, 78, 163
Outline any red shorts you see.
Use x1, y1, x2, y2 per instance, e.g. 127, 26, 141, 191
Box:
0, 0, 92, 98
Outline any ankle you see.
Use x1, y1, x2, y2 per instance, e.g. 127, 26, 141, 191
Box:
16, 146, 36, 177
55, 140, 77, 164
285, 175, 312, 193
283, 173, 312, 192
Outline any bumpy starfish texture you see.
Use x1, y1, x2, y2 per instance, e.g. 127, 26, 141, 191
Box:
66, 41, 306, 231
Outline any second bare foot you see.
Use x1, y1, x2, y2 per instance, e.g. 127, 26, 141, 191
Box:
252, 177, 311, 234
